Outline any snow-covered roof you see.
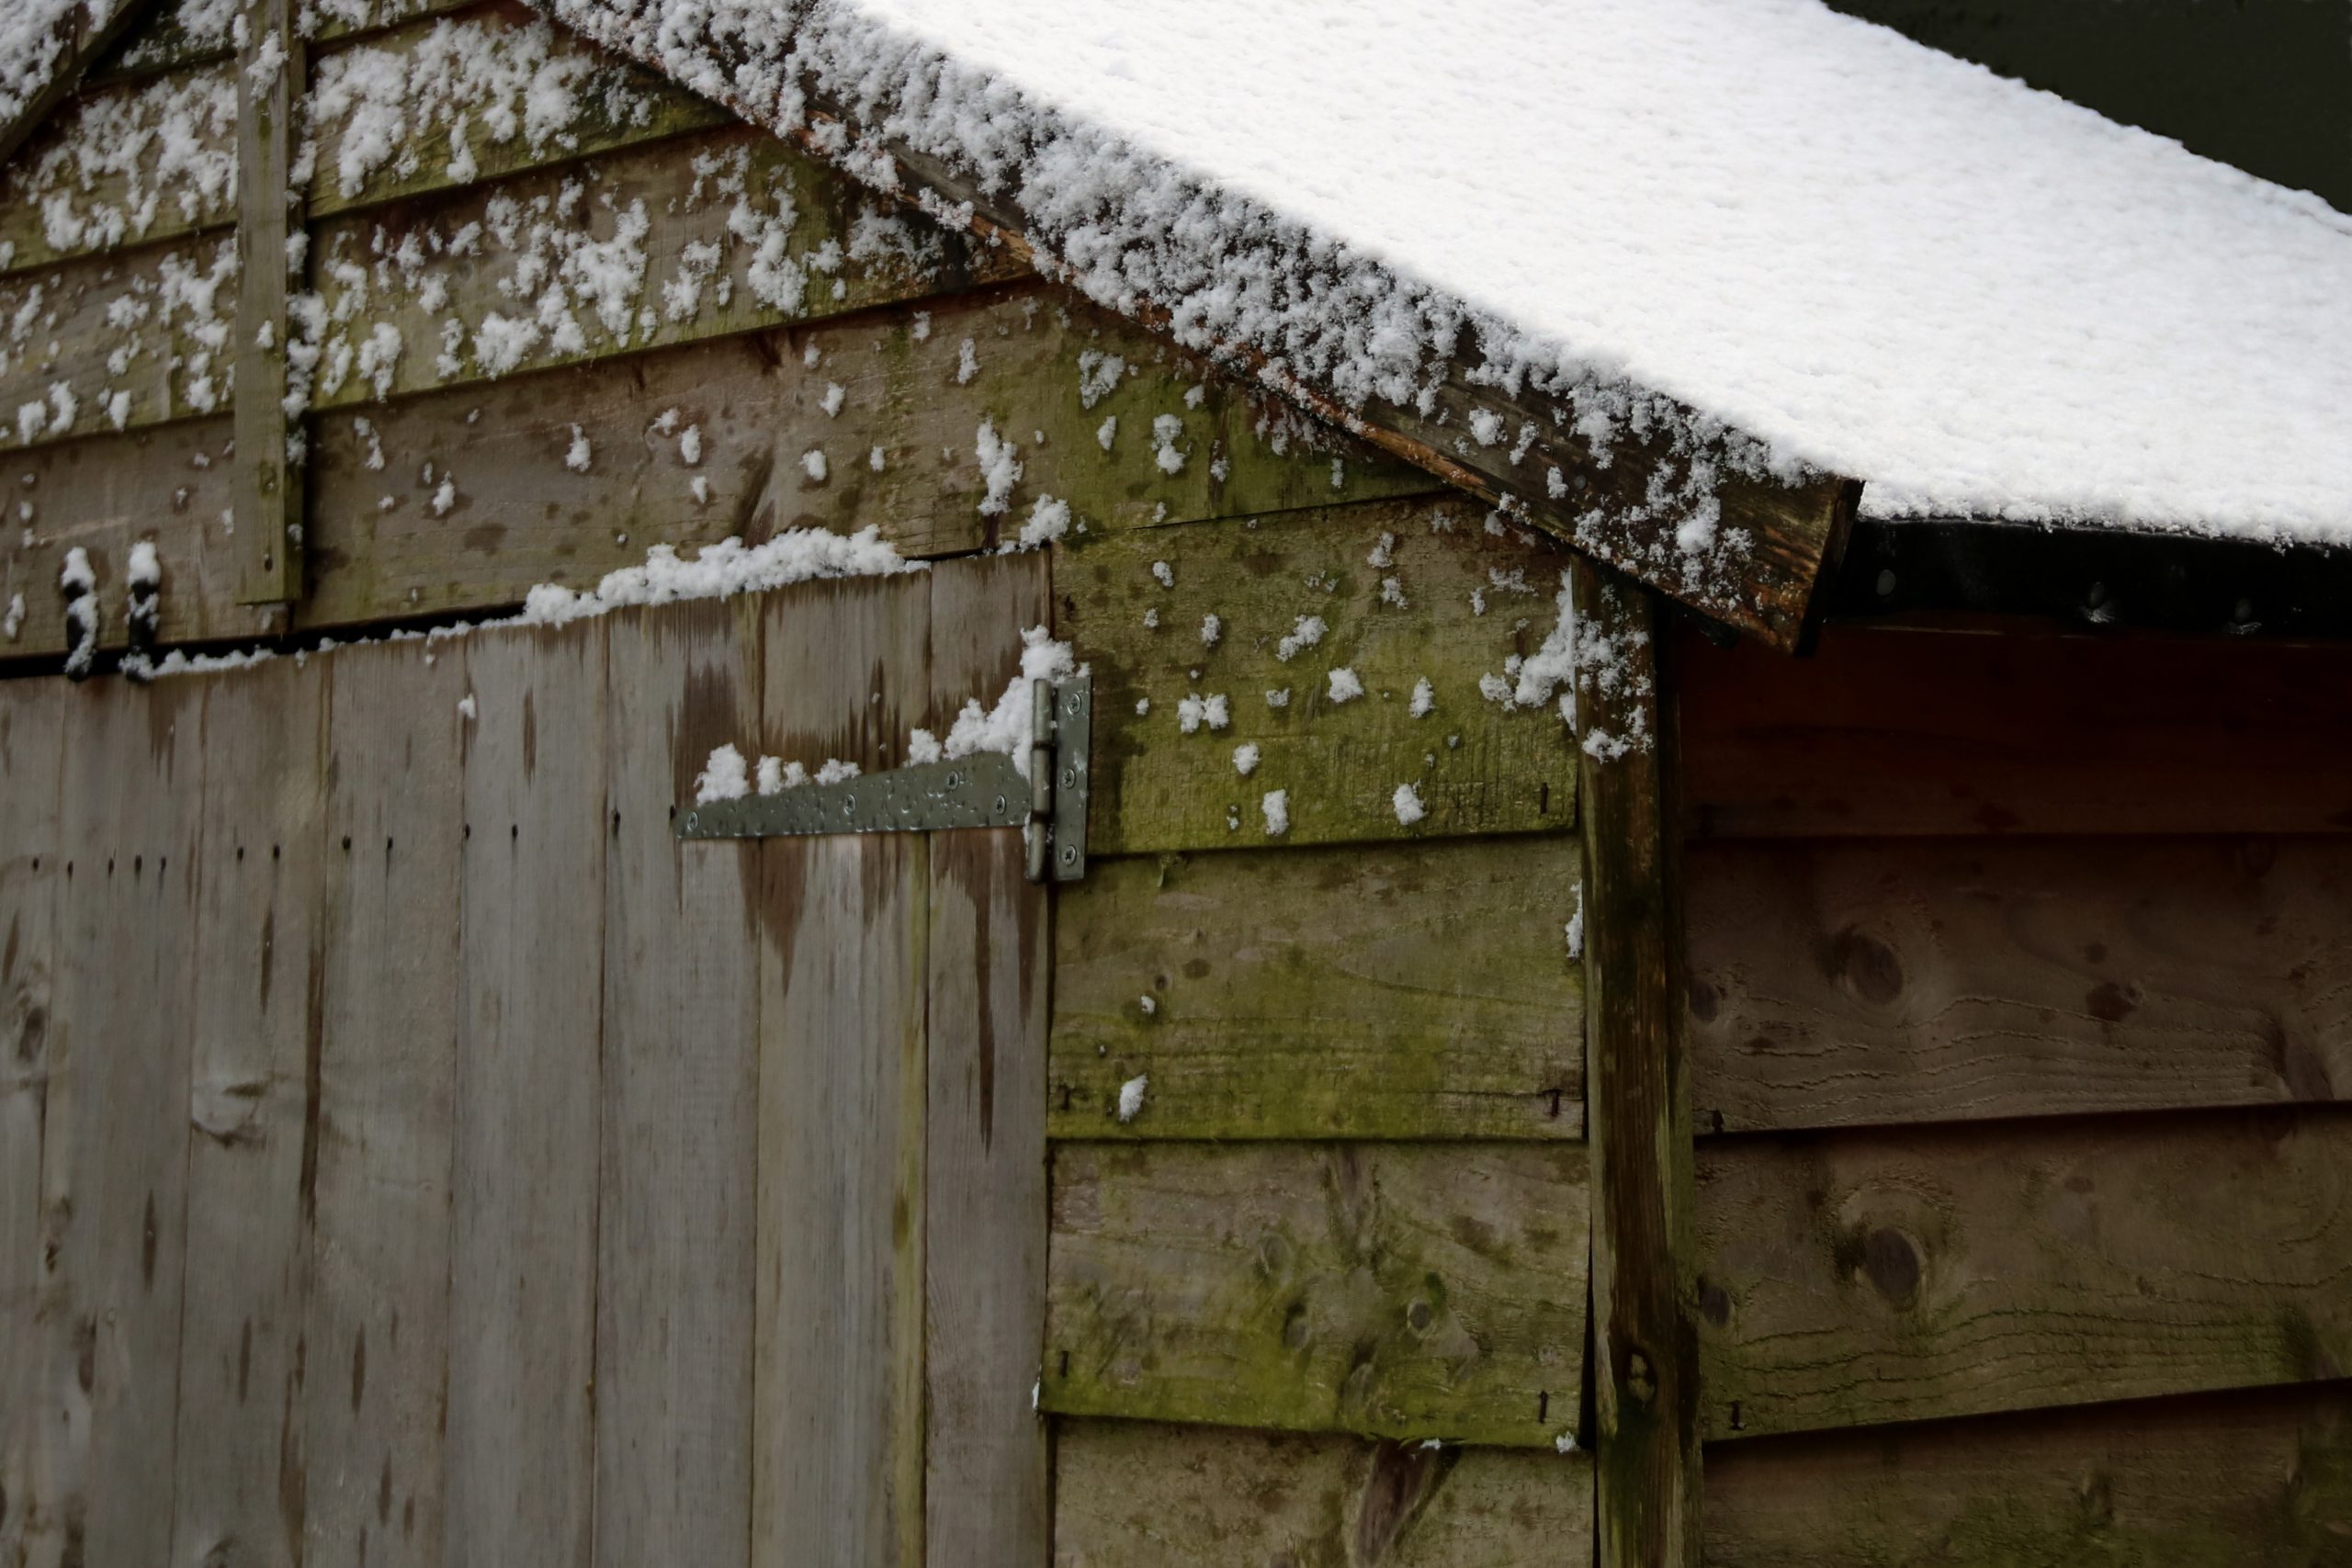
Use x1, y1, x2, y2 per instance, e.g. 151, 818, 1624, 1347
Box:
541, 0, 2350, 562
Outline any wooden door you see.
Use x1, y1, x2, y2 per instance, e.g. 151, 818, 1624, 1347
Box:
1, 552, 1049, 1568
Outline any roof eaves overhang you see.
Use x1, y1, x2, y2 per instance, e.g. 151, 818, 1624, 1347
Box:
1831, 513, 2352, 642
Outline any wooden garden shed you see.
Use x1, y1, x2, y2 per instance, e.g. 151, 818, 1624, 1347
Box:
0, 1, 2346, 1565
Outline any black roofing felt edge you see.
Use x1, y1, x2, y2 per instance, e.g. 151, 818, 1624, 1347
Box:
1825, 515, 2352, 641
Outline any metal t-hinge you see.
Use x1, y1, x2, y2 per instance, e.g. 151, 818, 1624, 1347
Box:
673, 672, 1090, 884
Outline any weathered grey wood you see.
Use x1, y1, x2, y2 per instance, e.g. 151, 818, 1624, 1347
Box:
1051, 837, 1585, 1141
0, 0, 164, 173
1042, 1141, 1589, 1449
0, 418, 263, 662
595, 595, 762, 1568
305, 126, 1026, 408
446, 620, 605, 1568
1705, 1382, 2352, 1568
235, 0, 306, 603
1574, 564, 1701, 1568
304, 6, 729, 218
88, 0, 237, 82
0, 680, 62, 1567
166, 655, 329, 1568
1696, 1108, 2352, 1440
0, 61, 237, 277
1061, 496, 1580, 853
753, 573, 931, 1568
1679, 624, 2352, 839
1055, 1419, 1596, 1568
922, 552, 1050, 1568
301, 636, 464, 1568
1687, 836, 2352, 1134
30, 672, 205, 1567
0, 232, 242, 453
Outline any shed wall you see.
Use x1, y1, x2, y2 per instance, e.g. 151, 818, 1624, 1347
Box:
1679, 623, 2352, 1564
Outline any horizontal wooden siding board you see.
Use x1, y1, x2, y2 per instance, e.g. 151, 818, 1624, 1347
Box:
1044, 1141, 1589, 1449
1696, 1108, 2352, 1440
1050, 838, 1584, 1141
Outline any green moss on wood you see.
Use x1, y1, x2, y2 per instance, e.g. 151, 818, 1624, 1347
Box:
1050, 839, 1584, 1142
1059, 496, 1583, 854
1044, 1141, 1589, 1448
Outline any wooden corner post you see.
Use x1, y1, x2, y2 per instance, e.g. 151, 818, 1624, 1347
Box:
232, 0, 306, 605
1573, 560, 1702, 1568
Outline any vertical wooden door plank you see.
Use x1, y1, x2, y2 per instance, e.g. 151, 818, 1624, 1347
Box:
754, 573, 932, 1568
922, 553, 1050, 1568
232, 0, 306, 604
446, 623, 606, 1568
596, 597, 763, 1568
33, 675, 207, 1567
1575, 563, 1700, 1568
303, 638, 465, 1568
0, 680, 62, 1566
169, 658, 331, 1568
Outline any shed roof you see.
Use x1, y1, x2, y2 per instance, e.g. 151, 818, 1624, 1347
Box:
544, 0, 2349, 549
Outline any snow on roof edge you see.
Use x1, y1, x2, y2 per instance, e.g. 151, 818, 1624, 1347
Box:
530, 0, 1814, 605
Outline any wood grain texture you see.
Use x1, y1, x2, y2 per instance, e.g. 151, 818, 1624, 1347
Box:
0, 60, 236, 277
1060, 496, 1580, 853
1705, 1382, 2352, 1568
1055, 1419, 1595, 1568
446, 621, 605, 1568
303, 2, 729, 219
31, 672, 206, 1568
1050, 837, 1585, 1141
0, 680, 62, 1566
1043, 1141, 1589, 1449
0, 419, 264, 662
1679, 624, 2352, 839
595, 595, 762, 1568
1696, 1108, 2352, 1440
753, 572, 931, 1568
0, 231, 242, 453
922, 552, 1050, 1568
301, 637, 464, 1568
1575, 565, 1702, 1568
1687, 836, 2352, 1134
235, 0, 306, 603
305, 126, 1025, 408
167, 656, 329, 1568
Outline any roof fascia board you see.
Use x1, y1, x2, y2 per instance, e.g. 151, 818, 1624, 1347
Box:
526, 0, 1861, 652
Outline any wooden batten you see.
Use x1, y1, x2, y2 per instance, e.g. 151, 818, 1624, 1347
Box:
233, 0, 306, 604
1575, 562, 1702, 1568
